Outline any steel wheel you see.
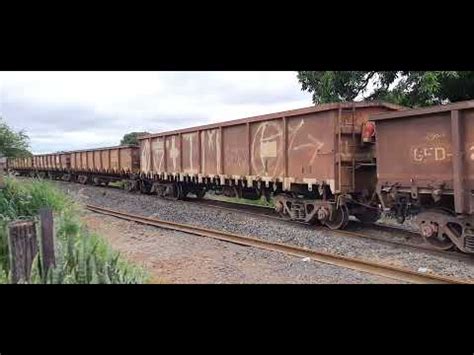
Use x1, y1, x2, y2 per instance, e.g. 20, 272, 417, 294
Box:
417, 209, 455, 251
125, 180, 137, 192
325, 205, 350, 230
421, 224, 455, 250
165, 184, 182, 201
194, 188, 206, 200
274, 195, 291, 219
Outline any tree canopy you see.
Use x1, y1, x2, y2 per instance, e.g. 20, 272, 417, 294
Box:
0, 117, 31, 158
297, 71, 474, 107
120, 132, 149, 146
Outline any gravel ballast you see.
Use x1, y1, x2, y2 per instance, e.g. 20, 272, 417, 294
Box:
50, 180, 474, 282
82, 212, 400, 284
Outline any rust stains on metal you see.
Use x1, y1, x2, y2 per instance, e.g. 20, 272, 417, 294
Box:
139, 102, 400, 192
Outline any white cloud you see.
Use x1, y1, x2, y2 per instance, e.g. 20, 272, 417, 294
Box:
0, 71, 313, 153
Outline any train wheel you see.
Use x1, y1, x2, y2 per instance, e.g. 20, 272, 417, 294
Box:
195, 188, 206, 200
139, 180, 151, 194
274, 195, 291, 220
125, 180, 138, 192
164, 184, 182, 201
417, 209, 455, 251
325, 205, 350, 230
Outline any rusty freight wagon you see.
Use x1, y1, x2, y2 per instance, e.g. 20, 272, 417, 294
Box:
33, 152, 70, 178
8, 156, 33, 172
371, 100, 474, 253
137, 101, 403, 229
69, 145, 140, 185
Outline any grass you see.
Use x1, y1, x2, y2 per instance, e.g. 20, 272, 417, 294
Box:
108, 181, 125, 189
207, 192, 275, 208
0, 177, 148, 284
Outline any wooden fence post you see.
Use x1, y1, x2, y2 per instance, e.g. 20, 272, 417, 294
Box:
8, 220, 38, 284
39, 208, 55, 276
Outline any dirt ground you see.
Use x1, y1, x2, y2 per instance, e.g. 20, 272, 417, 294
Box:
81, 211, 397, 284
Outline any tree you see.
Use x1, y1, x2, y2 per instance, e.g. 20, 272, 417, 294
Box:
297, 71, 474, 107
120, 132, 149, 146
0, 117, 31, 158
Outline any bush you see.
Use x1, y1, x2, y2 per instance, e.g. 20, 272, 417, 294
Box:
0, 177, 148, 284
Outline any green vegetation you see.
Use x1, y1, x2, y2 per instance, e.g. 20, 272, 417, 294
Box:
0, 117, 31, 158
0, 178, 148, 284
108, 180, 126, 189
120, 132, 149, 146
208, 193, 274, 208
297, 71, 474, 107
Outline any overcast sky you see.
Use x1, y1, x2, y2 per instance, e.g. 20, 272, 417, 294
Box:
0, 71, 313, 154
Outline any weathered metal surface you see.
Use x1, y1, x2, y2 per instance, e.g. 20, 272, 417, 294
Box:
224, 124, 248, 176
140, 101, 400, 192
66, 145, 139, 173
287, 111, 333, 181
141, 101, 405, 140
201, 128, 221, 176
93, 151, 101, 170
62, 153, 70, 169
165, 135, 181, 173
87, 151, 94, 170
250, 118, 284, 177
372, 100, 474, 215
182, 132, 199, 174
81, 151, 87, 170
152, 137, 165, 172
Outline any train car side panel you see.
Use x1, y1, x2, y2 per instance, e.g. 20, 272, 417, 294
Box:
182, 132, 199, 175
165, 135, 181, 173
152, 137, 165, 173
201, 129, 220, 176
222, 124, 249, 177
87, 151, 94, 170
61, 154, 70, 169
119, 148, 132, 171
93, 151, 102, 170
140, 139, 151, 174
287, 111, 335, 185
110, 149, 119, 171
249, 119, 284, 178
101, 150, 110, 171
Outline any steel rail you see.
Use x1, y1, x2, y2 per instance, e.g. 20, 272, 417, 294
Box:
85, 204, 470, 284
187, 198, 473, 260
33, 177, 472, 260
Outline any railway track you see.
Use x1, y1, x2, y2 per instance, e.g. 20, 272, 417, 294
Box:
27, 177, 472, 260
186, 197, 474, 261
85, 203, 471, 284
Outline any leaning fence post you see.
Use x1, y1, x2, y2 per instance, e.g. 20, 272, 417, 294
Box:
8, 220, 38, 284
39, 208, 55, 277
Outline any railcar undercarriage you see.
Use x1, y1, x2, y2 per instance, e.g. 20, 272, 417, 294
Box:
379, 189, 474, 253
10, 168, 474, 254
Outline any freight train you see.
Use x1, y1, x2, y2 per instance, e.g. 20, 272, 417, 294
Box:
7, 100, 474, 254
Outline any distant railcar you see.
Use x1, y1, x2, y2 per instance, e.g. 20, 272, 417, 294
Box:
67, 145, 140, 184
9, 145, 140, 186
